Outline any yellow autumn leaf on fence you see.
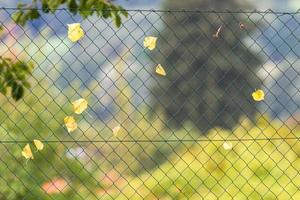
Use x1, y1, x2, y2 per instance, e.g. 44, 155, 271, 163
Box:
72, 98, 88, 114
112, 125, 121, 137
22, 144, 34, 160
143, 36, 157, 50
223, 142, 233, 150
64, 116, 78, 133
252, 89, 265, 101
33, 139, 44, 151
155, 64, 166, 76
67, 23, 84, 42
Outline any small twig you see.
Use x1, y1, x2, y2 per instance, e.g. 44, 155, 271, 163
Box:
212, 25, 222, 38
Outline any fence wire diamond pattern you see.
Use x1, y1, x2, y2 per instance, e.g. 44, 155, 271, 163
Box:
0, 8, 299, 199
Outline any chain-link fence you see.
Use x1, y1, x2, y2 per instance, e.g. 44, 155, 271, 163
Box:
0, 8, 299, 199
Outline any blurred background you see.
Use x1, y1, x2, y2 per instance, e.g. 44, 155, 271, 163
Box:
1, 0, 300, 122
0, 0, 299, 199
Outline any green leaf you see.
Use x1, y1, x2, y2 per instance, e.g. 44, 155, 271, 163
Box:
115, 14, 122, 28
0, 85, 7, 95
12, 11, 24, 24
4, 73, 14, 87
11, 83, 24, 101
23, 82, 31, 89
119, 7, 128, 17
86, 0, 95, 7
0, 58, 34, 101
41, 2, 50, 13
79, 0, 96, 18
29, 9, 40, 20
68, 0, 78, 15
0, 77, 7, 95
102, 4, 111, 18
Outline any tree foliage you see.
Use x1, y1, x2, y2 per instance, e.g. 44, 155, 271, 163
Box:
0, 57, 33, 101
150, 0, 262, 132
11, 0, 128, 27
0, 0, 127, 101
0, 82, 102, 199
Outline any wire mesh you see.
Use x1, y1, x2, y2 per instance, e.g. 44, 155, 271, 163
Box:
0, 8, 299, 199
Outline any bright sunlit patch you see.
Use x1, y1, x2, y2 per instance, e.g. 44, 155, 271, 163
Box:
22, 144, 34, 160
155, 64, 166, 76
143, 36, 157, 50
72, 98, 88, 114
223, 142, 233, 150
252, 89, 265, 102
64, 116, 78, 133
33, 139, 44, 151
67, 23, 84, 42
112, 125, 121, 137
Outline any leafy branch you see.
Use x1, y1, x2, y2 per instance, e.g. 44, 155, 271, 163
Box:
12, 0, 128, 27
0, 57, 33, 101
0, 0, 127, 101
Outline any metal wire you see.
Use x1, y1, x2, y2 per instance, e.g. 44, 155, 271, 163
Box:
0, 137, 299, 143
0, 8, 299, 200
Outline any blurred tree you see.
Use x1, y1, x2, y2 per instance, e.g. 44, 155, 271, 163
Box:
0, 0, 127, 101
150, 0, 262, 132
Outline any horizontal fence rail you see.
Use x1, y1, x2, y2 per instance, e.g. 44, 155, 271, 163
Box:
0, 8, 299, 199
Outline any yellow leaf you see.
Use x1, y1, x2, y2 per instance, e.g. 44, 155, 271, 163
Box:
252, 89, 265, 101
223, 142, 233, 150
72, 98, 88, 114
155, 64, 166, 76
22, 144, 34, 160
67, 23, 84, 42
143, 36, 157, 50
64, 116, 78, 133
33, 139, 44, 151
112, 125, 121, 137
